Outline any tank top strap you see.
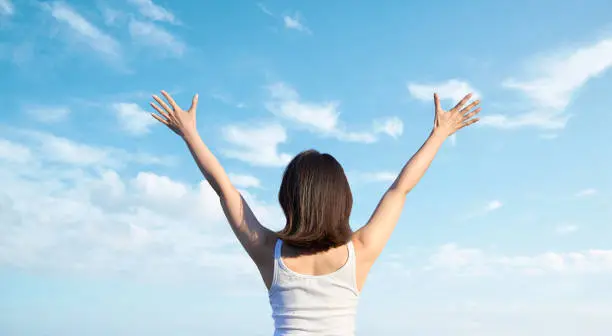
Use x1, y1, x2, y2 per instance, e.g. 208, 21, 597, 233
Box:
347, 240, 356, 260
274, 239, 283, 260
270, 239, 283, 290
346, 240, 359, 294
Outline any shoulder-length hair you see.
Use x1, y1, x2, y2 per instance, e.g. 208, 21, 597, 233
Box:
277, 149, 353, 251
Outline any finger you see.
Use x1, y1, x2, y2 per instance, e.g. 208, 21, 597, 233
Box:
189, 93, 199, 112
451, 93, 473, 112
160, 90, 180, 111
458, 118, 480, 130
434, 93, 441, 111
152, 95, 172, 114
462, 107, 482, 121
459, 100, 480, 115
150, 102, 171, 120
151, 113, 169, 126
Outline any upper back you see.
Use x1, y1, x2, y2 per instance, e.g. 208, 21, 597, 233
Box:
268, 239, 360, 335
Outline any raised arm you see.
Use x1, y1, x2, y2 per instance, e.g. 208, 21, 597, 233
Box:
354, 93, 480, 262
150, 91, 274, 265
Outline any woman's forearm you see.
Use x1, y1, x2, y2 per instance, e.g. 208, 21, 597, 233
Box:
182, 130, 235, 197
390, 130, 447, 195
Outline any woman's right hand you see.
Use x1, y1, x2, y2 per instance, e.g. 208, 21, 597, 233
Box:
150, 90, 199, 138
432, 92, 481, 138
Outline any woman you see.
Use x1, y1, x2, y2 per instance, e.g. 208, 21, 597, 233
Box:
150, 90, 480, 335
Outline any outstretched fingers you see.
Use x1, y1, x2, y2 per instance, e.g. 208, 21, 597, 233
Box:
152, 94, 173, 115
451, 93, 473, 112
160, 90, 180, 111
458, 117, 480, 130
463, 107, 481, 121
434, 93, 441, 111
459, 99, 480, 115
151, 112, 169, 126
150, 102, 171, 120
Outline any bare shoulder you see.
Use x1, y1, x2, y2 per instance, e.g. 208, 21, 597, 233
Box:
252, 231, 278, 290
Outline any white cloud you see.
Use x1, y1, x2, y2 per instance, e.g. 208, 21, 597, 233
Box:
8, 130, 171, 168
129, 19, 185, 57
427, 243, 612, 276
575, 188, 597, 197
0, 135, 283, 279
555, 224, 579, 235
0, 0, 14, 16
485, 200, 503, 212
428, 244, 485, 271
374, 117, 404, 138
283, 14, 310, 33
483, 37, 612, 129
37, 134, 112, 166
228, 173, 261, 189
222, 122, 293, 167
44, 1, 121, 58
408, 79, 480, 103
0, 139, 33, 163
127, 0, 177, 24
112, 103, 156, 136
26, 106, 71, 123
266, 82, 400, 143
354, 171, 397, 183
479, 111, 570, 130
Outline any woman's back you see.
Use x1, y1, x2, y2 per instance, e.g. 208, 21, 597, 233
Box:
268, 239, 360, 336
150, 90, 480, 334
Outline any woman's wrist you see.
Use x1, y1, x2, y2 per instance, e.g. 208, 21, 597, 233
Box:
181, 127, 200, 143
429, 128, 449, 142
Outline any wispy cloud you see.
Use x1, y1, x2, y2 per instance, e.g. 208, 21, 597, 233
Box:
485, 200, 503, 212
427, 243, 612, 276
482, 37, 612, 130
0, 0, 14, 16
355, 171, 397, 183
222, 122, 292, 167
26, 106, 71, 123
575, 188, 597, 197
283, 13, 311, 34
128, 19, 185, 57
408, 79, 480, 103
257, 3, 274, 16
12, 130, 171, 168
374, 117, 404, 139
100, 6, 124, 26
112, 103, 156, 136
211, 91, 246, 109
43, 1, 121, 58
228, 173, 262, 189
555, 224, 579, 235
127, 0, 177, 24
463, 199, 503, 220
266, 82, 402, 143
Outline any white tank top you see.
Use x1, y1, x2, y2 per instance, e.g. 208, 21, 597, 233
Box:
268, 239, 360, 336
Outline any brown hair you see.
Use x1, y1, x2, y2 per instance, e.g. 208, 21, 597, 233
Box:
277, 149, 353, 251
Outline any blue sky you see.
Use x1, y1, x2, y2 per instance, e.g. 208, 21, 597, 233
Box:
1, 0, 612, 335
